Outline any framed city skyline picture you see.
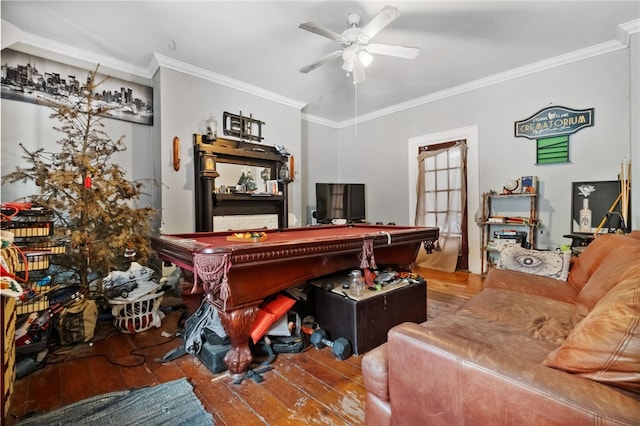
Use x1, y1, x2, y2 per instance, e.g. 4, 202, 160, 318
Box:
1, 49, 153, 125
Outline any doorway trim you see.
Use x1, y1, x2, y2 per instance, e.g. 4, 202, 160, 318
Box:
408, 125, 481, 274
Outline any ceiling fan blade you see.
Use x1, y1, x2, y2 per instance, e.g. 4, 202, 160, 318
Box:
298, 22, 345, 42
367, 43, 419, 59
299, 50, 343, 73
361, 5, 400, 39
352, 59, 366, 84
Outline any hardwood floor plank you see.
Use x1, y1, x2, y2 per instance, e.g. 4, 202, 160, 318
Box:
273, 356, 365, 424
16, 362, 60, 415
57, 357, 96, 405
209, 378, 266, 426
296, 352, 366, 396
221, 372, 306, 425
166, 355, 262, 425
126, 321, 187, 384
257, 365, 349, 425
6, 369, 28, 421
417, 268, 483, 298
100, 333, 159, 390
299, 349, 365, 386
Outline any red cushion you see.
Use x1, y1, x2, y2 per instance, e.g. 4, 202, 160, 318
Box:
249, 294, 296, 344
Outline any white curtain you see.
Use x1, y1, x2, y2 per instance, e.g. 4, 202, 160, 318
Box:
414, 141, 467, 272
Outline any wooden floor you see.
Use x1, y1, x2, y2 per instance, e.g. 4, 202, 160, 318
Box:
5, 269, 482, 425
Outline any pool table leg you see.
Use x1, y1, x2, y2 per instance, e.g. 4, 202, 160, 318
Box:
218, 305, 260, 378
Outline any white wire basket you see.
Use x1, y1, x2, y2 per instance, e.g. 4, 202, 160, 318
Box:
109, 291, 165, 334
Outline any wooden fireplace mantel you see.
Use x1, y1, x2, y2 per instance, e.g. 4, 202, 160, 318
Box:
193, 135, 290, 232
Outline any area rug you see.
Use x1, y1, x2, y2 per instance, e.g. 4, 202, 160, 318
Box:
15, 378, 214, 425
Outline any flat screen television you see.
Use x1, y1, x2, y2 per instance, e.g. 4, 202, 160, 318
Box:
315, 183, 366, 224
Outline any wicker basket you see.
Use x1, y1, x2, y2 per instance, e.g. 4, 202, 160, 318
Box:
109, 291, 164, 334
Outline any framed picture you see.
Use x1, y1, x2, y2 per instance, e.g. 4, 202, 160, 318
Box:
1, 49, 153, 125
520, 175, 537, 194
571, 180, 631, 234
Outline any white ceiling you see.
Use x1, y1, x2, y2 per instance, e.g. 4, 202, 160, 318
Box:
1, 1, 639, 125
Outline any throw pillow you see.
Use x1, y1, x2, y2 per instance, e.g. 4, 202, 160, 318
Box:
543, 275, 640, 393
497, 245, 571, 281
573, 244, 640, 324
567, 233, 638, 292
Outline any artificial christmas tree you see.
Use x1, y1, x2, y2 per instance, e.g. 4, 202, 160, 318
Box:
2, 66, 156, 288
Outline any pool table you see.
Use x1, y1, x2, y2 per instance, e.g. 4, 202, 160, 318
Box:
151, 224, 438, 377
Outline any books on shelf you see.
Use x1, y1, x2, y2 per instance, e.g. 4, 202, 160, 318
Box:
486, 216, 538, 226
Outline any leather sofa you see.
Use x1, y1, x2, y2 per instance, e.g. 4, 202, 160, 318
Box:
362, 231, 640, 425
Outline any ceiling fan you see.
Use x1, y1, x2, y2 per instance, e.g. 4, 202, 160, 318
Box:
298, 5, 419, 84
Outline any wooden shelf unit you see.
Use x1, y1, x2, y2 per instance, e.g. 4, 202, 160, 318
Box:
480, 193, 539, 275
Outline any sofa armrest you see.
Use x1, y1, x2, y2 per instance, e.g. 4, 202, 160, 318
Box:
387, 322, 640, 426
362, 343, 389, 400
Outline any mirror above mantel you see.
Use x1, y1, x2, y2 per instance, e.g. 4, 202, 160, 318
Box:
215, 163, 273, 193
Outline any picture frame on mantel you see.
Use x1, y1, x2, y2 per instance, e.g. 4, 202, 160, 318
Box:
0, 49, 153, 126
571, 180, 631, 234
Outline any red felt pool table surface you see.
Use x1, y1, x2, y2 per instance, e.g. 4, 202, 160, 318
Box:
160, 224, 430, 248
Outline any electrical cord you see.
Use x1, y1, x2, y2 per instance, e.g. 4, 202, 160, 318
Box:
45, 333, 181, 368
44, 308, 188, 368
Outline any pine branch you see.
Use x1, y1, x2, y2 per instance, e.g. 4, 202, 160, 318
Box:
1, 65, 157, 287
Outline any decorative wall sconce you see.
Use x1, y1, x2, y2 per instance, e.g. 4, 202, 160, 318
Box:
172, 136, 180, 171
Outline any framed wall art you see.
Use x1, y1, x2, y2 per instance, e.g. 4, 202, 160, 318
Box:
1, 49, 153, 125
571, 180, 631, 234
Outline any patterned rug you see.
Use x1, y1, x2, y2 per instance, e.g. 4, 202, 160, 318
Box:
15, 378, 214, 426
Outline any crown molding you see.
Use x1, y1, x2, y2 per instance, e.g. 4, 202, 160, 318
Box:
1, 20, 152, 86
300, 113, 339, 128
306, 18, 640, 129
617, 19, 640, 45
150, 53, 307, 111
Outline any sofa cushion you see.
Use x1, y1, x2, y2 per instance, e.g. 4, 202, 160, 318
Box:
544, 274, 640, 393
483, 268, 579, 303
455, 288, 575, 349
497, 245, 571, 281
574, 243, 640, 324
568, 233, 639, 292
428, 313, 564, 363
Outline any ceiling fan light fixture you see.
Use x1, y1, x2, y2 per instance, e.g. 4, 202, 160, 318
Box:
298, 5, 418, 83
358, 50, 373, 68
342, 47, 355, 72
